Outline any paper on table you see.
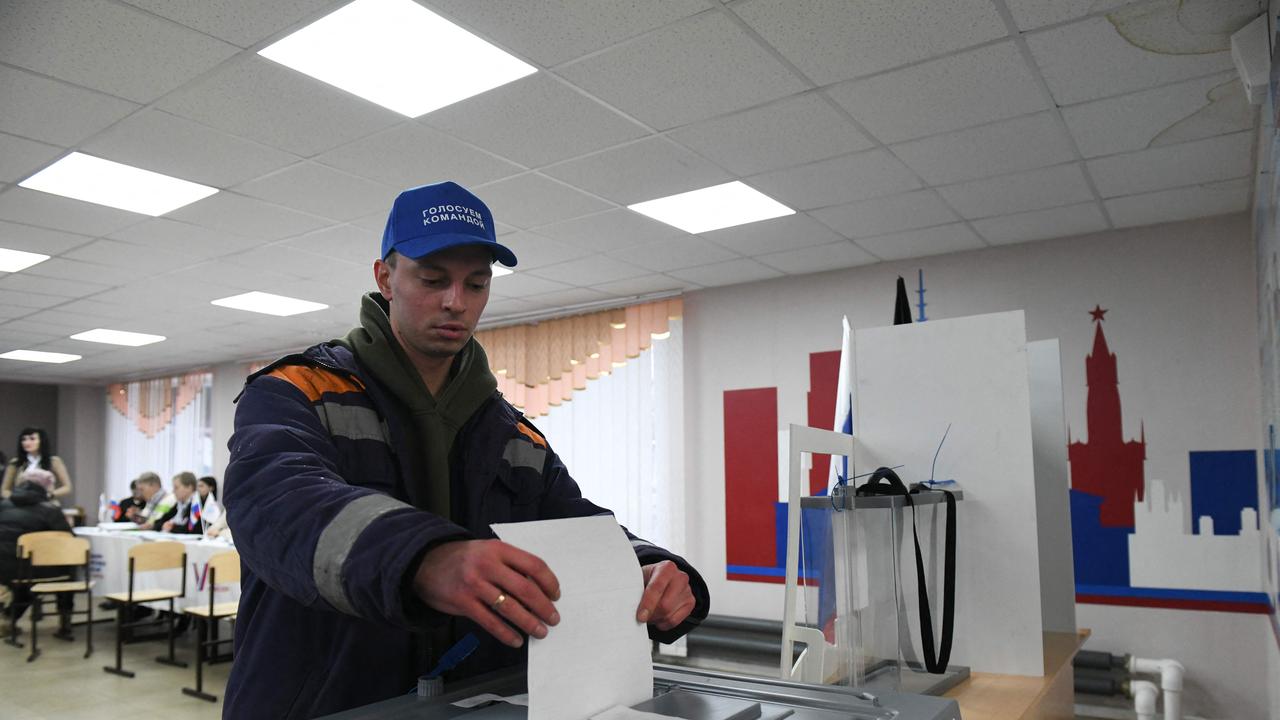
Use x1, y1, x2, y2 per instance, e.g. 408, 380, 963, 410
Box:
492, 516, 652, 720
591, 706, 680, 720
452, 693, 529, 708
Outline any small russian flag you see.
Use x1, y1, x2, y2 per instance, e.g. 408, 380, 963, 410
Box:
108, 499, 120, 521
189, 496, 201, 530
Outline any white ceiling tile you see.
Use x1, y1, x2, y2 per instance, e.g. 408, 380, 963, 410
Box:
589, 274, 699, 296
829, 42, 1050, 144
0, 133, 63, 184
1025, 14, 1235, 105
756, 240, 878, 275
482, 297, 540, 319
0, 66, 139, 147
0, 187, 145, 236
937, 163, 1096, 219
1086, 131, 1252, 198
541, 137, 731, 206
609, 236, 738, 272
1062, 72, 1251, 158
0, 271, 113, 299
892, 112, 1077, 185
221, 245, 357, 283
422, 73, 649, 168
810, 190, 959, 239
667, 257, 782, 287
19, 257, 142, 286
474, 174, 612, 229
488, 273, 572, 298
523, 288, 614, 311
314, 123, 521, 191
497, 231, 593, 271
0, 220, 94, 256
267, 276, 370, 308
166, 192, 330, 240
700, 213, 845, 256
108, 218, 264, 260
747, 150, 921, 210
82, 110, 301, 189
351, 211, 389, 233
1004, 0, 1134, 31
0, 305, 33, 322
0, 321, 66, 341
856, 222, 986, 261
51, 297, 138, 319
537, 209, 687, 253
280, 224, 378, 266
734, 0, 1007, 85
157, 56, 403, 156
668, 93, 872, 176
558, 11, 806, 130
972, 201, 1110, 244
62, 239, 196, 273
527, 255, 649, 286
235, 162, 398, 222
425, 0, 711, 68
118, 0, 341, 48
1105, 177, 1250, 228
0, 289, 72, 311
0, 0, 239, 103
164, 259, 303, 293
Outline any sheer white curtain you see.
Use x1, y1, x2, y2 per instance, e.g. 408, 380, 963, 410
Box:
533, 319, 685, 555
105, 373, 214, 501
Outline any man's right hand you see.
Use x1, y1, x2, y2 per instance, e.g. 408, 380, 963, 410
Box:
412, 539, 560, 648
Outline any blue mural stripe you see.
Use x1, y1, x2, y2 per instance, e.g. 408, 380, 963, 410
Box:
1077, 584, 1271, 605
726, 565, 819, 580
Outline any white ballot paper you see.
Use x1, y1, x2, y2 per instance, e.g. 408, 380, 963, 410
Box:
492, 516, 652, 720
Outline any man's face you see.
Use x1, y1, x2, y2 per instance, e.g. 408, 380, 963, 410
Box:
140, 483, 159, 501
174, 483, 194, 502
374, 245, 493, 362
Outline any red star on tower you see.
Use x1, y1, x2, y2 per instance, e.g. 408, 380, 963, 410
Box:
1090, 305, 1107, 322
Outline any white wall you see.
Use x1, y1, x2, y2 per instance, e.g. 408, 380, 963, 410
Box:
684, 213, 1262, 708
211, 361, 250, 481
55, 384, 105, 513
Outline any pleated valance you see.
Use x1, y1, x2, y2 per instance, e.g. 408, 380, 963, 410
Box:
107, 371, 209, 438
477, 297, 682, 418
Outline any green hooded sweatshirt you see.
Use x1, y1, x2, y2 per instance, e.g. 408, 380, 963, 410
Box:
333, 292, 496, 519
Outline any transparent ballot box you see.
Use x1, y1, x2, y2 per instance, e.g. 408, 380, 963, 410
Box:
780, 426, 966, 696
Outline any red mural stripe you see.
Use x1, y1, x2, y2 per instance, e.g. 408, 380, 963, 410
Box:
807, 350, 840, 494
724, 388, 780, 570
1076, 594, 1272, 615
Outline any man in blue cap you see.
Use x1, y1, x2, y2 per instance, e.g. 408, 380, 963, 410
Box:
223, 181, 709, 719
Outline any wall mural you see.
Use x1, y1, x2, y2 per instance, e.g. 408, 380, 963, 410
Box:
722, 307, 1272, 619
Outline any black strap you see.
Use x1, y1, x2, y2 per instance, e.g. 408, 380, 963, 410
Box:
856, 467, 956, 674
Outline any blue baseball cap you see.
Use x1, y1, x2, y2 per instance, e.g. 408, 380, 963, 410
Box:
380, 181, 517, 267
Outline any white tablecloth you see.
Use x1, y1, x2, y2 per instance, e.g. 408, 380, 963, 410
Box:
73, 527, 240, 610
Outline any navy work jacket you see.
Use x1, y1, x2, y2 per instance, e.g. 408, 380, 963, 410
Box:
223, 343, 708, 719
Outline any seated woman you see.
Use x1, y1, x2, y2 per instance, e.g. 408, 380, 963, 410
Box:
195, 476, 222, 528
1, 428, 72, 503
154, 472, 199, 534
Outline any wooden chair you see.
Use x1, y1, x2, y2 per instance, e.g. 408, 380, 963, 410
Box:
23, 533, 94, 662
102, 541, 188, 677
4, 531, 70, 648
182, 550, 239, 702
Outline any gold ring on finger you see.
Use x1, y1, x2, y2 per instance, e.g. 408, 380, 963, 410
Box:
492, 592, 507, 610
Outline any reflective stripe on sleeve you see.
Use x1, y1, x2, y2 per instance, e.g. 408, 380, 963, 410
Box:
313, 493, 410, 615
314, 402, 390, 443
502, 440, 547, 472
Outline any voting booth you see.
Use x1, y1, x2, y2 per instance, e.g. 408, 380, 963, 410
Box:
781, 311, 1076, 693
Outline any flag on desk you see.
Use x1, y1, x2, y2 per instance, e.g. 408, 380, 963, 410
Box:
189, 495, 201, 530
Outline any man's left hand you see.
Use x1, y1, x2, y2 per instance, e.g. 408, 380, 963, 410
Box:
636, 560, 695, 632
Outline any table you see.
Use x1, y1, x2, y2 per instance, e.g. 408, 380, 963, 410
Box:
944, 630, 1090, 720
73, 527, 240, 610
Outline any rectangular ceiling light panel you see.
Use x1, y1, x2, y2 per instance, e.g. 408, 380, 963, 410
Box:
627, 181, 795, 234
259, 0, 537, 117
0, 350, 81, 364
19, 153, 218, 216
0, 247, 51, 273
211, 291, 329, 317
70, 328, 166, 347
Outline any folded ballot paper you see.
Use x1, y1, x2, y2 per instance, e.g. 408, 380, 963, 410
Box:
491, 516, 655, 720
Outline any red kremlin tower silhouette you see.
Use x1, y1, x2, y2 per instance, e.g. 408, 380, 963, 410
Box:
1067, 306, 1147, 528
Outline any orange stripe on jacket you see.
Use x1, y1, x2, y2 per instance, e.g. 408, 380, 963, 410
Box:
267, 365, 365, 403
515, 422, 547, 448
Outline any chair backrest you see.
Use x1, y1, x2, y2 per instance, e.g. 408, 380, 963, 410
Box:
129, 541, 185, 572
206, 550, 240, 585
27, 535, 89, 568
16, 531, 69, 558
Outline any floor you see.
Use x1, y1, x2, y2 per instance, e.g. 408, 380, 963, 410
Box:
0, 615, 231, 720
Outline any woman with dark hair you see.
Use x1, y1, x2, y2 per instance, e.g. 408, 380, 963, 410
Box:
1, 428, 72, 501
